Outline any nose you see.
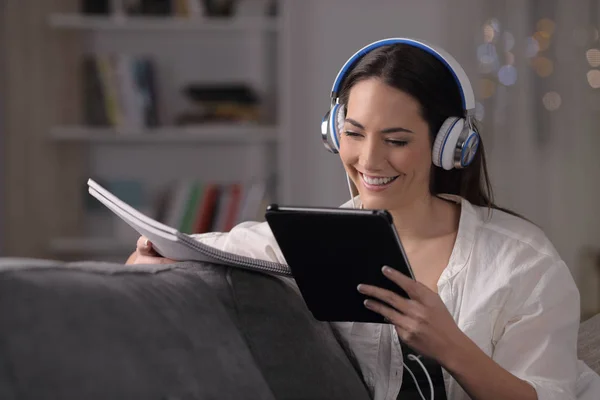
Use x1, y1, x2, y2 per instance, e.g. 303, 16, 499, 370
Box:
358, 135, 386, 172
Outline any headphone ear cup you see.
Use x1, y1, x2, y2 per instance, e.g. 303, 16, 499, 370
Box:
459, 130, 480, 167
321, 110, 334, 153
327, 103, 343, 152
321, 107, 340, 153
336, 105, 346, 136
432, 117, 464, 170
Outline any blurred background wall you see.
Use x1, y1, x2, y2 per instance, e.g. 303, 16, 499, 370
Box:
1, 0, 599, 314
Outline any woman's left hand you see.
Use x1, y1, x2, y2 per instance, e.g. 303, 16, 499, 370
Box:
357, 266, 468, 365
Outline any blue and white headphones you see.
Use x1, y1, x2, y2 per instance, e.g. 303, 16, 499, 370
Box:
320, 37, 480, 171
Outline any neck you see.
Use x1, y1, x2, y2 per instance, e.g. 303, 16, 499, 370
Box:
388, 193, 457, 241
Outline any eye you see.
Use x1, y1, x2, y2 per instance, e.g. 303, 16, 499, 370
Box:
343, 130, 363, 137
386, 139, 408, 147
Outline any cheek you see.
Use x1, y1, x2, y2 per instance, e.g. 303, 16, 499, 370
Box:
389, 143, 432, 174
338, 147, 349, 165
338, 138, 357, 165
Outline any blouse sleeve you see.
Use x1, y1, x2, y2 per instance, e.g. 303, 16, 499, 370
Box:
492, 257, 580, 400
189, 220, 286, 264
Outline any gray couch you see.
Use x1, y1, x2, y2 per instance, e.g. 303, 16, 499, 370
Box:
0, 258, 598, 400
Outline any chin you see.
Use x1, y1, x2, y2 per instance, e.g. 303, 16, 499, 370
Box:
355, 188, 399, 209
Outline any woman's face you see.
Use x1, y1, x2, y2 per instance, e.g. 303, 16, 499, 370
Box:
338, 78, 433, 211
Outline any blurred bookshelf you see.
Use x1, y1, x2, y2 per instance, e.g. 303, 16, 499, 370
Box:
48, 13, 279, 32
50, 125, 279, 144
48, 0, 288, 260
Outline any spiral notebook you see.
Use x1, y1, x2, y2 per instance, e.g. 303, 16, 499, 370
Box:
87, 178, 292, 276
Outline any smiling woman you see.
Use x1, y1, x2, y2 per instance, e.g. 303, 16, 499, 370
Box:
336, 43, 494, 215
340, 78, 432, 208
127, 37, 600, 400
319, 39, 599, 400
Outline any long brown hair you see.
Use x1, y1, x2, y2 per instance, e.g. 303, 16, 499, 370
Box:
338, 43, 521, 218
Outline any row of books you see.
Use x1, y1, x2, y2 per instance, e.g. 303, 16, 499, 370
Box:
155, 179, 269, 234
82, 0, 274, 18
85, 178, 270, 235
82, 54, 160, 130
122, 0, 216, 18
82, 53, 267, 130
172, 0, 209, 18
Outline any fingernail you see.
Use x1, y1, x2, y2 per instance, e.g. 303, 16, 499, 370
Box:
144, 239, 150, 248
364, 299, 373, 308
382, 266, 393, 274
357, 284, 364, 292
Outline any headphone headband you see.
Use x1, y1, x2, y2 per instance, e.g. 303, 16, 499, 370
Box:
330, 38, 475, 113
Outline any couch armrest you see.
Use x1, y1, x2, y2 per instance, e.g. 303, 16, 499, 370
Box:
0, 259, 276, 400
0, 258, 370, 400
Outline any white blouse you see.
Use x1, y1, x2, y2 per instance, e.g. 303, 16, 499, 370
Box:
191, 195, 600, 400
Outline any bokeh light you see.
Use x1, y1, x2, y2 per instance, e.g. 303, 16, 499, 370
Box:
530, 56, 554, 77
488, 18, 500, 32
475, 102, 485, 121
482, 18, 500, 43
533, 31, 551, 51
479, 78, 496, 99
586, 48, 600, 67
542, 91, 561, 111
477, 43, 499, 74
503, 32, 515, 52
525, 37, 540, 58
536, 18, 556, 37
498, 65, 518, 86
587, 70, 600, 88
483, 24, 495, 43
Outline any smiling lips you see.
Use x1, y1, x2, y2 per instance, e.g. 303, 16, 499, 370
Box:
359, 172, 399, 191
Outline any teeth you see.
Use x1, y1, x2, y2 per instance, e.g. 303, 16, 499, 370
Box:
362, 174, 396, 186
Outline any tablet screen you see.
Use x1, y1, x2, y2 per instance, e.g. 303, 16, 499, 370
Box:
265, 204, 414, 324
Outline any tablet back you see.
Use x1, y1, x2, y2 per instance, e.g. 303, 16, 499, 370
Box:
265, 204, 414, 323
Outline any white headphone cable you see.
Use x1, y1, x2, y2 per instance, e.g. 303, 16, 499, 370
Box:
346, 172, 357, 209
403, 354, 434, 400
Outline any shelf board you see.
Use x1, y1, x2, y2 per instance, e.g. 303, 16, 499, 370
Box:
49, 238, 133, 254
48, 13, 279, 32
50, 125, 279, 144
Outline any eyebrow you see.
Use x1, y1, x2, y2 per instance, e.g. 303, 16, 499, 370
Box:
345, 118, 414, 134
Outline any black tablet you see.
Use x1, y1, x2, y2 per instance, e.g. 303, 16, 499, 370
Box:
265, 204, 415, 324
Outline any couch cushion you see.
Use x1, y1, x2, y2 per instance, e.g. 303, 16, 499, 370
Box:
0, 258, 370, 400
158, 262, 371, 400
579, 313, 600, 375
225, 268, 370, 400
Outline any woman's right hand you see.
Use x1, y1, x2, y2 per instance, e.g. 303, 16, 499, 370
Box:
125, 236, 177, 265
